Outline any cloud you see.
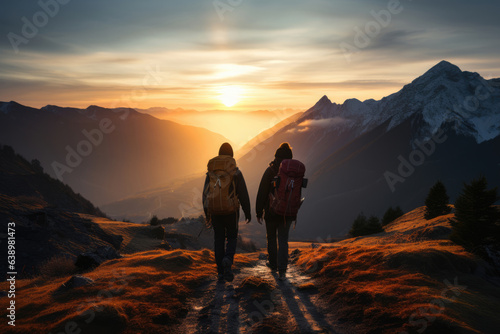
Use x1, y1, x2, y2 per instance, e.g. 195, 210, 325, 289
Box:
1, 0, 499, 110
299, 117, 347, 128
270, 80, 404, 91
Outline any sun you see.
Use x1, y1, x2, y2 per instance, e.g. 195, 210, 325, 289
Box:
218, 85, 244, 107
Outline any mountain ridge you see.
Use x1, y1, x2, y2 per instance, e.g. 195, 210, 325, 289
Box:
0, 102, 229, 205
295, 60, 500, 146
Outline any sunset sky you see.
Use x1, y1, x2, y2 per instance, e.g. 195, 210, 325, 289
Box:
1, 0, 499, 112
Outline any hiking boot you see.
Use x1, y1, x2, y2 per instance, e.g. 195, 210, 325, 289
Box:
278, 271, 286, 281
222, 257, 234, 282
266, 262, 277, 272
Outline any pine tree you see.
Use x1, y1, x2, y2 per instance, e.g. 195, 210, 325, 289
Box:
382, 206, 404, 226
349, 213, 383, 237
424, 181, 452, 220
366, 215, 384, 234
349, 213, 367, 237
450, 176, 500, 251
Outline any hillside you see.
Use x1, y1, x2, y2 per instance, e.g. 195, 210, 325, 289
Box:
294, 207, 500, 333
0, 144, 105, 216
0, 102, 228, 205
0, 145, 122, 277
2, 206, 499, 333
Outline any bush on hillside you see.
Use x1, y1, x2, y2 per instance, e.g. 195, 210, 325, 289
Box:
150, 215, 160, 226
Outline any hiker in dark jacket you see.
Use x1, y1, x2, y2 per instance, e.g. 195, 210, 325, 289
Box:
256, 142, 294, 280
203, 142, 251, 282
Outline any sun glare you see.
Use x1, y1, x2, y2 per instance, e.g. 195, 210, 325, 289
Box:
218, 85, 244, 107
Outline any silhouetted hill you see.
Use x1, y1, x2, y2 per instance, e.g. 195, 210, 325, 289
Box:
0, 145, 121, 277
0, 102, 228, 205
0, 144, 105, 216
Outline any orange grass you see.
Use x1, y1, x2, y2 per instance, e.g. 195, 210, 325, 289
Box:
292, 207, 500, 333
0, 249, 253, 334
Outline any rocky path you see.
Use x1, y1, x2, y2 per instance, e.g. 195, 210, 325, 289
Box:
176, 257, 339, 334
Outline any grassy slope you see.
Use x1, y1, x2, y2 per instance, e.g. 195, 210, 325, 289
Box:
3, 208, 499, 333
293, 207, 500, 333
0, 248, 254, 334
79, 214, 166, 254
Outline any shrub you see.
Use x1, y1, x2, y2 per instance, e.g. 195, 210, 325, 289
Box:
162, 217, 178, 225
381, 206, 404, 226
424, 181, 452, 220
450, 176, 500, 251
150, 215, 160, 226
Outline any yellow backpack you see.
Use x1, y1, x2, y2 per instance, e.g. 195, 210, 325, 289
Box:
204, 155, 240, 215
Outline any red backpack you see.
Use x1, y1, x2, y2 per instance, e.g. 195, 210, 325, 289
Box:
270, 159, 306, 217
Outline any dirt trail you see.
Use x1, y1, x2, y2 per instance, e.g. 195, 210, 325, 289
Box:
176, 258, 340, 334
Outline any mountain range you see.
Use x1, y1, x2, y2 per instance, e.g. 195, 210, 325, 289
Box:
0, 102, 227, 206
237, 60, 500, 238
1, 60, 499, 240
102, 60, 500, 240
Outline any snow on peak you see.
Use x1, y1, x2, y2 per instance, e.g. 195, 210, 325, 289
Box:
299, 61, 500, 143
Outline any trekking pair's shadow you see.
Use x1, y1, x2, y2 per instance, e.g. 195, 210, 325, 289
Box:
197, 282, 240, 334
272, 273, 339, 334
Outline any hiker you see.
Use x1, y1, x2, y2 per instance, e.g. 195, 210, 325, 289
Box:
256, 142, 306, 281
203, 142, 251, 283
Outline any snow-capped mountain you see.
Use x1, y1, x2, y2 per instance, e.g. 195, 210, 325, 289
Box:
235, 60, 500, 239
296, 60, 500, 145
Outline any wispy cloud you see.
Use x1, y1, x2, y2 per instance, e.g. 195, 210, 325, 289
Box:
0, 0, 499, 110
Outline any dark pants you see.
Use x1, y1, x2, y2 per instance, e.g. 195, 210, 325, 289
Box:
265, 215, 293, 272
212, 212, 239, 275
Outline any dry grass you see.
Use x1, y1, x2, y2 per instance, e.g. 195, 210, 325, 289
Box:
292, 207, 500, 333
38, 255, 78, 279
0, 249, 253, 334
79, 214, 166, 254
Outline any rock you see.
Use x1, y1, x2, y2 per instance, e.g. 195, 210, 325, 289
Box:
104, 233, 124, 249
163, 232, 201, 250
150, 225, 165, 240
311, 243, 320, 249
156, 242, 172, 250
75, 246, 122, 270
291, 249, 301, 257
164, 238, 182, 249
55, 275, 94, 294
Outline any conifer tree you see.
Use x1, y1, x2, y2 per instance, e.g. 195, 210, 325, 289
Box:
424, 181, 452, 220
451, 176, 500, 250
382, 206, 404, 226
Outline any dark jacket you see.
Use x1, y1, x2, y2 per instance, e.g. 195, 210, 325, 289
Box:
203, 168, 251, 220
256, 160, 281, 219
